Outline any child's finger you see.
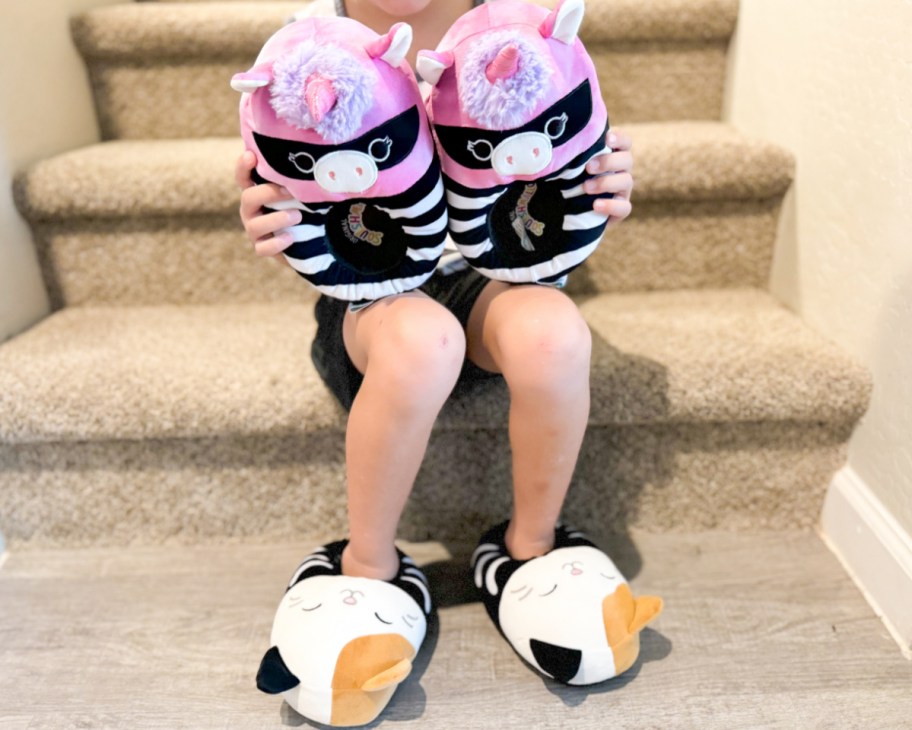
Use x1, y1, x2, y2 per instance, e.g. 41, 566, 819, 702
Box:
587, 149, 633, 176
235, 150, 258, 189
585, 172, 633, 197
596, 196, 632, 221
607, 128, 632, 152
246, 209, 302, 243
239, 183, 296, 221
255, 233, 294, 257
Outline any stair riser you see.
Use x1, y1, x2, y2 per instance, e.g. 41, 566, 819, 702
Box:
0, 421, 850, 549
30, 219, 314, 310
85, 44, 727, 140
30, 197, 782, 308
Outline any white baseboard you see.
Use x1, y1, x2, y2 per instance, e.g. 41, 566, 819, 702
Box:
820, 466, 912, 659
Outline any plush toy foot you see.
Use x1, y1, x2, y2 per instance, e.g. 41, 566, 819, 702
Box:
472, 521, 662, 685
257, 540, 432, 726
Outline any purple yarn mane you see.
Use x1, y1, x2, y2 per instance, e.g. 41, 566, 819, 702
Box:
460, 31, 552, 129
269, 41, 374, 144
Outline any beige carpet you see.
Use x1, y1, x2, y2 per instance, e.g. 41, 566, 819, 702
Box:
1, 0, 872, 549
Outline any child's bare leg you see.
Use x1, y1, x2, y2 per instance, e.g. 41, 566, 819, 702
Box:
466, 282, 592, 560
340, 291, 466, 580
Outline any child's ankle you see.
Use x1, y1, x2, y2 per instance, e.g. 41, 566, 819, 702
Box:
341, 542, 399, 581
504, 521, 556, 561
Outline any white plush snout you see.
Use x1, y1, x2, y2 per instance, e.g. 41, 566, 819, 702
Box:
314, 150, 379, 193
491, 132, 553, 176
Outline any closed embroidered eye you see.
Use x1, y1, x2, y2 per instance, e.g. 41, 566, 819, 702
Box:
288, 595, 321, 611
288, 151, 316, 174
368, 136, 392, 162
600, 573, 617, 581
467, 139, 494, 162
539, 584, 558, 597
544, 113, 568, 140
374, 612, 393, 625
511, 585, 534, 601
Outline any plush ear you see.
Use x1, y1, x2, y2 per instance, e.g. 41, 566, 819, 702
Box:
256, 646, 300, 694
540, 0, 585, 45
230, 70, 272, 93
366, 22, 413, 68
416, 50, 454, 86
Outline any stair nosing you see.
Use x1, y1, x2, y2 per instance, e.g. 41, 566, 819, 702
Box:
71, 0, 741, 61
0, 290, 872, 446
14, 123, 796, 223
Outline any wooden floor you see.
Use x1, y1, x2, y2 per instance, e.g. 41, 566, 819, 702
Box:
0, 530, 909, 729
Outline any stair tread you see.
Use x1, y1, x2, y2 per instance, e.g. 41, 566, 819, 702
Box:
71, 0, 739, 61
14, 123, 794, 222
0, 288, 870, 445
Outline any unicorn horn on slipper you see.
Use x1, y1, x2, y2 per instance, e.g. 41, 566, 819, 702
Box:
485, 43, 520, 83
304, 74, 337, 123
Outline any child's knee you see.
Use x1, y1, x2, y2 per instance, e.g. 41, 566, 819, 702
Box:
369, 306, 466, 403
498, 301, 591, 393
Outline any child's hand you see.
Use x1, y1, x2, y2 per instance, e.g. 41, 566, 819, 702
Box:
235, 150, 302, 261
584, 129, 633, 228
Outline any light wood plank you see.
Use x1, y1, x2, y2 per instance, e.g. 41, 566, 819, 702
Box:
0, 531, 909, 729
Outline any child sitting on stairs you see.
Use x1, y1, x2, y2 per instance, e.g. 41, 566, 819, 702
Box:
234, 0, 659, 724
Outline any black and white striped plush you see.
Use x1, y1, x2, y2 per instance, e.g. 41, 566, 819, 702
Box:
442, 127, 612, 285
256, 158, 449, 307
283, 539, 433, 615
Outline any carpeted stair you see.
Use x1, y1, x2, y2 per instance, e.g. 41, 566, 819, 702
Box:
1, 0, 871, 548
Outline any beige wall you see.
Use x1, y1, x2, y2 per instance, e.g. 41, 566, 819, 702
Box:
0, 0, 123, 343
726, 0, 912, 534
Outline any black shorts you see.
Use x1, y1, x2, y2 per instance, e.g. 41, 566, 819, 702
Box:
311, 267, 501, 411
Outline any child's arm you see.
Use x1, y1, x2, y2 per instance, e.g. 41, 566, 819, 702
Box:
235, 150, 302, 265
584, 129, 633, 227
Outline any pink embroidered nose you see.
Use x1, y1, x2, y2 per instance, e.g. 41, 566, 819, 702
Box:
343, 596, 357, 605
533, 148, 540, 157
356, 167, 363, 176
329, 171, 336, 180
507, 155, 514, 165
571, 568, 583, 576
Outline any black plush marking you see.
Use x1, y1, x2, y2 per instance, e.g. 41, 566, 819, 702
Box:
433, 80, 594, 170
256, 646, 301, 694
530, 639, 582, 684
252, 105, 420, 181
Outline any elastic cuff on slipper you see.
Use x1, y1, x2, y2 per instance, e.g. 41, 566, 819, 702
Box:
472, 520, 662, 685
257, 540, 432, 726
